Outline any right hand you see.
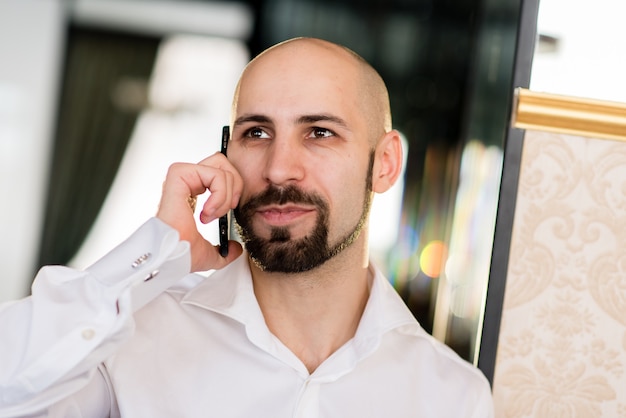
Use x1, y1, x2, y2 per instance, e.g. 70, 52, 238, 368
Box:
156, 152, 244, 272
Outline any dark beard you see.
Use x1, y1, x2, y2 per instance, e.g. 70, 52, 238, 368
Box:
233, 151, 374, 273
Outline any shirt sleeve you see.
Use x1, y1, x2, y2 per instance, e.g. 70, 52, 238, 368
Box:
470, 378, 495, 418
0, 218, 190, 417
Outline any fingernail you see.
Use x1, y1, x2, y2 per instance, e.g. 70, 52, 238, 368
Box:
200, 211, 214, 224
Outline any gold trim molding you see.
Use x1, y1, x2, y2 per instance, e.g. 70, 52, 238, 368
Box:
512, 88, 626, 141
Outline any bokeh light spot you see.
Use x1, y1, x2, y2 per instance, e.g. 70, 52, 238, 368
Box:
419, 240, 448, 278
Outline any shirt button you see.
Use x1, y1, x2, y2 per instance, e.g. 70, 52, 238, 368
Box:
144, 269, 160, 282
82, 328, 96, 340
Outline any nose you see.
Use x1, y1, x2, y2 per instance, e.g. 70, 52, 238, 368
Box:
262, 136, 305, 186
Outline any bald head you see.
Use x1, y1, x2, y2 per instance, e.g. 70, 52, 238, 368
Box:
232, 38, 392, 142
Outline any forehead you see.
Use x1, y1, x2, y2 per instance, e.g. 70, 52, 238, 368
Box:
235, 43, 364, 120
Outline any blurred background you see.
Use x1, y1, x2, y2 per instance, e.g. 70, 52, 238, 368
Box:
1, 0, 624, 365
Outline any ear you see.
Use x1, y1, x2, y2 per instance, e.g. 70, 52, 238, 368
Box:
371, 129, 403, 194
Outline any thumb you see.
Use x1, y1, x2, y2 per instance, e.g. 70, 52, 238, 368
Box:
192, 240, 244, 272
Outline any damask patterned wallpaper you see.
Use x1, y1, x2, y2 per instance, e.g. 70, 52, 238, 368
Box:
492, 130, 626, 417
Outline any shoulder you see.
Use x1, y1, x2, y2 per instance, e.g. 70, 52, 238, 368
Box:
388, 324, 493, 412
399, 324, 486, 380
368, 266, 492, 396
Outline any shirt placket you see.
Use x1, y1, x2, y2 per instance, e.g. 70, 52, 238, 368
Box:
293, 377, 321, 418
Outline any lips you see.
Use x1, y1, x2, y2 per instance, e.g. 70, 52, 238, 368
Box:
257, 205, 316, 225
234, 184, 327, 234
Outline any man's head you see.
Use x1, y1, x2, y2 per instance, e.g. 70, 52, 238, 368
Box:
232, 38, 392, 143
227, 38, 402, 273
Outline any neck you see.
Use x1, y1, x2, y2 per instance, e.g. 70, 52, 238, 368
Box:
249, 237, 371, 374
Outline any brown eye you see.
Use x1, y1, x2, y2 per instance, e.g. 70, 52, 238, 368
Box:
244, 127, 270, 139
309, 127, 334, 139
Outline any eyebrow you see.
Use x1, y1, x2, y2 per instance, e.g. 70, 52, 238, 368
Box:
233, 114, 272, 127
233, 113, 349, 130
296, 114, 349, 129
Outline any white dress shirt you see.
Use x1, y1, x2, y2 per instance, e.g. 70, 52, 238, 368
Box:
0, 218, 493, 417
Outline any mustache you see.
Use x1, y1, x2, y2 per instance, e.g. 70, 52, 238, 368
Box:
238, 185, 327, 211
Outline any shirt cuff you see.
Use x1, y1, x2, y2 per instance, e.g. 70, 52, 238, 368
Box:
86, 217, 191, 312
2, 218, 190, 408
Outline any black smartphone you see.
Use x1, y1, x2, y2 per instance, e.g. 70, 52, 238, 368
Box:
219, 126, 230, 257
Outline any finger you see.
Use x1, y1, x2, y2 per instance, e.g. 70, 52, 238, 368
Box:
198, 153, 243, 199
197, 156, 242, 221
230, 169, 244, 209
192, 240, 244, 272
165, 162, 226, 219
157, 162, 226, 241
198, 171, 230, 223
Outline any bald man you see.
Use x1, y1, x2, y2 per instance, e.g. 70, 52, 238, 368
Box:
0, 38, 493, 417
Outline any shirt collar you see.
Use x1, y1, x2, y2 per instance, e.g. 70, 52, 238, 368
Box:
182, 254, 277, 352
354, 263, 419, 343
181, 253, 419, 376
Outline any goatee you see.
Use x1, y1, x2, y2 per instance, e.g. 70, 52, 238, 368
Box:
233, 151, 374, 273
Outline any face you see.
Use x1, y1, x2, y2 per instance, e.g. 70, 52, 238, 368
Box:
228, 42, 378, 273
